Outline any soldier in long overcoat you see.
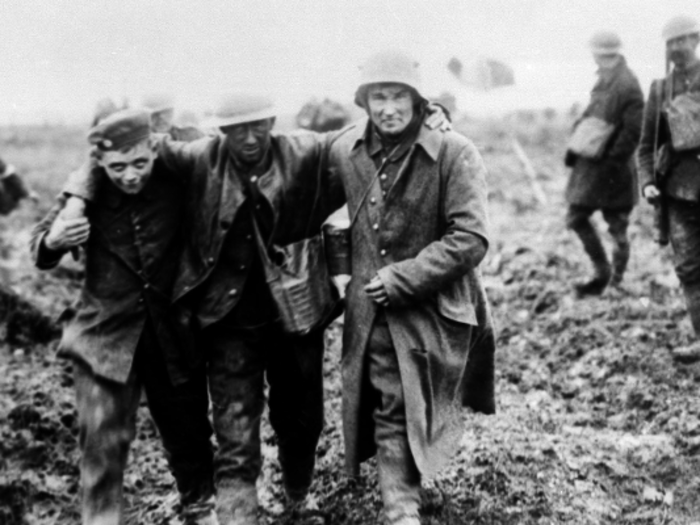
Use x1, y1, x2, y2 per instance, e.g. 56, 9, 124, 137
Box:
326, 50, 496, 525
638, 16, 700, 362
564, 31, 644, 296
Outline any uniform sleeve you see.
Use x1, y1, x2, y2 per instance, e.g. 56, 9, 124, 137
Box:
606, 78, 644, 162
636, 80, 663, 189
30, 196, 68, 270
378, 142, 489, 306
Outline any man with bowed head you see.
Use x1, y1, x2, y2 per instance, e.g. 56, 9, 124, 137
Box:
638, 15, 700, 363
326, 49, 496, 525
564, 30, 644, 296
30, 109, 216, 525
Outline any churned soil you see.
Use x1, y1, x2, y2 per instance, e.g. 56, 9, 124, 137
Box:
2, 116, 700, 524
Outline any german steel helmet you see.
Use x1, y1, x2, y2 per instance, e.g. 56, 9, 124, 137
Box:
662, 15, 700, 42
354, 49, 424, 107
589, 30, 622, 55
141, 93, 175, 114
204, 93, 276, 129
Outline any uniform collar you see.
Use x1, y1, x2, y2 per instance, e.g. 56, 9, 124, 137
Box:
352, 117, 442, 162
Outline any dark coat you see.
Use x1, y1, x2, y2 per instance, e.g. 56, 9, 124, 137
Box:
30, 165, 191, 384
154, 132, 344, 331
637, 61, 700, 201
328, 119, 496, 478
566, 57, 644, 209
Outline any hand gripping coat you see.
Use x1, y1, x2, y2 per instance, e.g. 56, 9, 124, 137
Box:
326, 120, 496, 478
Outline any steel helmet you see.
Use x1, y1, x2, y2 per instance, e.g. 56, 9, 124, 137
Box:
589, 30, 622, 55
141, 93, 175, 114
662, 15, 700, 42
354, 49, 425, 108
204, 93, 276, 129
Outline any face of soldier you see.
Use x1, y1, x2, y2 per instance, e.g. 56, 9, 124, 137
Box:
593, 53, 621, 71
97, 139, 157, 194
222, 118, 274, 166
366, 83, 415, 138
667, 33, 700, 68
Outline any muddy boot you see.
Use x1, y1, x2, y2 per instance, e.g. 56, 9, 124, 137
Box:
572, 224, 611, 297
179, 495, 219, 525
377, 438, 422, 525
283, 492, 325, 525
216, 480, 258, 525
610, 239, 630, 286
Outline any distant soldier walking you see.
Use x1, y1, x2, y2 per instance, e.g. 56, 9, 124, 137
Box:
638, 16, 700, 362
564, 31, 644, 296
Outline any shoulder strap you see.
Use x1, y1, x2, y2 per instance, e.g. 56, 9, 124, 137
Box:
348, 143, 401, 230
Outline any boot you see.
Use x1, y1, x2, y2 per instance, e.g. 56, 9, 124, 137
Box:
572, 222, 611, 297
610, 239, 630, 286
216, 480, 259, 525
377, 437, 421, 525
180, 495, 219, 525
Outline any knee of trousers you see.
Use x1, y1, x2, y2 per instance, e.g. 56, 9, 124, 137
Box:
566, 210, 592, 232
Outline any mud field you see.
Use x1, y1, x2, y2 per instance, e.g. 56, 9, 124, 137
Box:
2, 116, 700, 524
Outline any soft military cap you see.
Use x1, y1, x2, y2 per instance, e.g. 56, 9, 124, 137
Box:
205, 94, 276, 129
355, 49, 425, 107
88, 109, 151, 151
141, 93, 175, 113
662, 15, 700, 42
589, 30, 622, 55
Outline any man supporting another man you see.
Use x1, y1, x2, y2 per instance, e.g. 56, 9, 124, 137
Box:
564, 30, 644, 296
31, 110, 215, 525
638, 15, 700, 362
324, 49, 496, 525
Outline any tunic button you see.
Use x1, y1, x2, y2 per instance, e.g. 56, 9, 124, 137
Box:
135, 225, 141, 232
250, 176, 258, 183
255, 204, 261, 210
380, 249, 387, 256
370, 197, 376, 205
382, 191, 387, 197
380, 173, 387, 181
238, 264, 246, 271
143, 283, 150, 290
246, 234, 253, 241
373, 223, 379, 231
208, 257, 215, 264
229, 288, 238, 296
138, 298, 144, 304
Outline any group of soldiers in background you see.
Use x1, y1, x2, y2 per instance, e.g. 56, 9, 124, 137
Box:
564, 15, 700, 364
12, 11, 700, 525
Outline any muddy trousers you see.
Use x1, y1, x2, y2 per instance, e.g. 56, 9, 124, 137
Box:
203, 319, 325, 523
668, 198, 700, 335
365, 313, 421, 525
566, 205, 632, 283
73, 321, 214, 525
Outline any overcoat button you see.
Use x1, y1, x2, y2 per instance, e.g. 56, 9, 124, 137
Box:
370, 197, 376, 205
208, 257, 215, 264
380, 249, 387, 256
229, 289, 238, 296
373, 223, 379, 231
250, 176, 258, 183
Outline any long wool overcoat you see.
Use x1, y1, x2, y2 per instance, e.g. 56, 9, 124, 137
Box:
566, 57, 644, 209
327, 119, 496, 478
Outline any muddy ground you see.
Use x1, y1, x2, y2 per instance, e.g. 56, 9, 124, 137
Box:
2, 116, 700, 524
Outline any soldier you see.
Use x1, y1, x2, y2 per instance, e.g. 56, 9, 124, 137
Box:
31, 110, 216, 525
564, 30, 644, 296
325, 49, 496, 525
638, 15, 700, 362
141, 92, 206, 141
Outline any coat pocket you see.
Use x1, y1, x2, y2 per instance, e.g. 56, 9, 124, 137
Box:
437, 277, 477, 326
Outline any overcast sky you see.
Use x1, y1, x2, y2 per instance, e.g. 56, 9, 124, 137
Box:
0, 0, 698, 123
